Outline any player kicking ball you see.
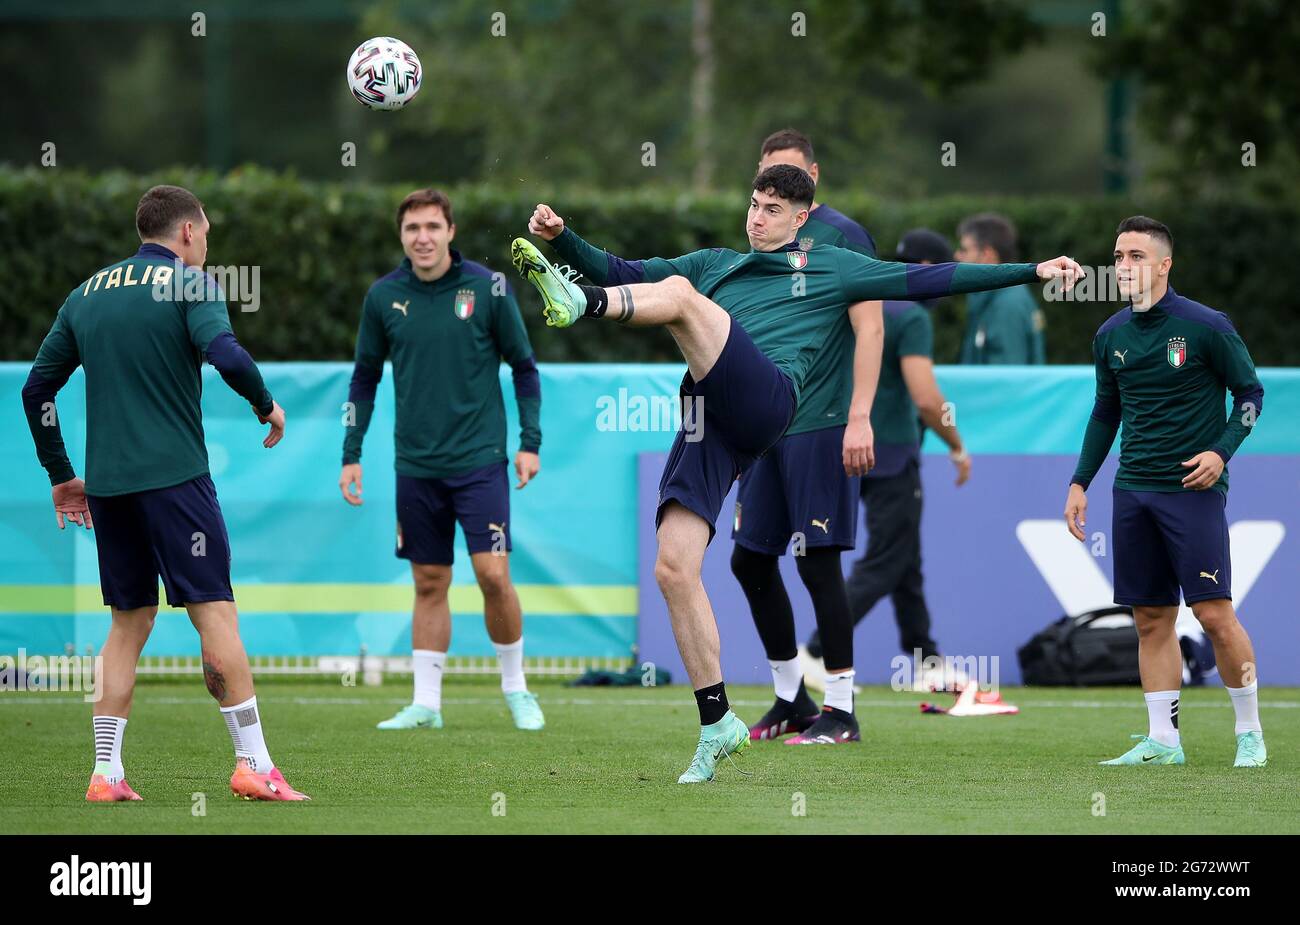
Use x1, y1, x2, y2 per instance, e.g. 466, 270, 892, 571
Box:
512, 165, 1082, 782
341, 189, 545, 733
1065, 216, 1267, 768
22, 185, 309, 801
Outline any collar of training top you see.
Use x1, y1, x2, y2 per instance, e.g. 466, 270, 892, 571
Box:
399, 248, 464, 283
136, 242, 180, 261
1130, 284, 1177, 316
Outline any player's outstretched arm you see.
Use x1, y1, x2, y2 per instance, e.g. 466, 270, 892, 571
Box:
840, 251, 1082, 303
528, 203, 653, 286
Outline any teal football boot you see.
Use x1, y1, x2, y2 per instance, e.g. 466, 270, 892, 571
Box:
1233, 730, 1267, 767
376, 703, 442, 730
505, 690, 545, 731
1099, 734, 1185, 765
678, 711, 750, 784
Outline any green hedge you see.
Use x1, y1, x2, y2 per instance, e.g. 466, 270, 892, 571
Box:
3, 166, 1297, 365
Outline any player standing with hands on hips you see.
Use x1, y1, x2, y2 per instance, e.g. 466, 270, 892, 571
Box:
1065, 216, 1267, 768
341, 189, 545, 733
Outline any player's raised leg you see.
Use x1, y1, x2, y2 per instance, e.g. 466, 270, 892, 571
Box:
86, 606, 154, 802
471, 551, 544, 731
1191, 598, 1266, 767
656, 503, 749, 783
512, 239, 730, 382
189, 601, 311, 801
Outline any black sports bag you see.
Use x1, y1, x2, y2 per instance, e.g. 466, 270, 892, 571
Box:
1017, 606, 1141, 686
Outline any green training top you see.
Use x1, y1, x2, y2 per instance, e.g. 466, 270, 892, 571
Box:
784, 203, 877, 435
873, 300, 934, 454
23, 243, 273, 497
343, 251, 542, 479
1070, 287, 1263, 495
959, 285, 1046, 364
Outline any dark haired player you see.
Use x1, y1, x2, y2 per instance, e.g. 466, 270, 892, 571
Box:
1066, 216, 1267, 768
341, 189, 545, 733
22, 185, 309, 801
513, 165, 1082, 782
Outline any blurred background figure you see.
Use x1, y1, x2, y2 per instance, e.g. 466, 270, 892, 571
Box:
954, 213, 1047, 365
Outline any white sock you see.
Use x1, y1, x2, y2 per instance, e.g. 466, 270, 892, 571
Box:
495, 637, 527, 694
412, 649, 447, 711
1226, 681, 1262, 735
220, 695, 274, 773
1144, 690, 1181, 747
92, 715, 127, 783
769, 657, 802, 702
824, 670, 855, 714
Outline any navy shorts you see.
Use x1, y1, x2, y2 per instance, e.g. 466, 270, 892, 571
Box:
86, 475, 233, 610
1112, 487, 1231, 606
396, 462, 511, 565
732, 425, 859, 555
656, 317, 796, 541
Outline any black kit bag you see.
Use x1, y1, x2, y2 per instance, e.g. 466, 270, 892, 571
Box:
1017, 606, 1141, 686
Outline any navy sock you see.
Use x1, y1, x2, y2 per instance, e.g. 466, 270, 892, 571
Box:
694, 682, 729, 725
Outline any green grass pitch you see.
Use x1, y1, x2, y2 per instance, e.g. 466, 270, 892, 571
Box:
2, 680, 1296, 834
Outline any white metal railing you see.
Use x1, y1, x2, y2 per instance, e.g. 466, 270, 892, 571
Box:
131, 653, 632, 683
6, 647, 634, 686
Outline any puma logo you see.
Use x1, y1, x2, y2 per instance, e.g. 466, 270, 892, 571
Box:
489, 522, 506, 534
706, 693, 722, 702
1113, 349, 1127, 364
392, 300, 409, 316
1200, 569, 1220, 584
811, 518, 830, 534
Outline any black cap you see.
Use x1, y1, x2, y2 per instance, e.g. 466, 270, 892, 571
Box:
896, 228, 953, 265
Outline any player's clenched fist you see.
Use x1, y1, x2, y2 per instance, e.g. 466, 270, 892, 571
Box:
528, 204, 565, 241
1036, 256, 1085, 291
1064, 482, 1088, 541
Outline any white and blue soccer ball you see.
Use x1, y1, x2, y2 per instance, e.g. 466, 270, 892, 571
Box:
347, 37, 422, 111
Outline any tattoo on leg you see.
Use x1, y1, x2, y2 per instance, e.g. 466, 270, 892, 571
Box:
616, 285, 635, 324
202, 654, 227, 702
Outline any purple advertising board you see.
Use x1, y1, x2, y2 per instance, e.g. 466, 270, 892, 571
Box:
637, 453, 1299, 685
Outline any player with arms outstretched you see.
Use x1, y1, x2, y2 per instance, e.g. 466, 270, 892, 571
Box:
21, 185, 309, 801
514, 165, 1081, 782
733, 130, 882, 746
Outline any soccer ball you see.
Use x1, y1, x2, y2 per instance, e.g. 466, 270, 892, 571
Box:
347, 37, 422, 111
